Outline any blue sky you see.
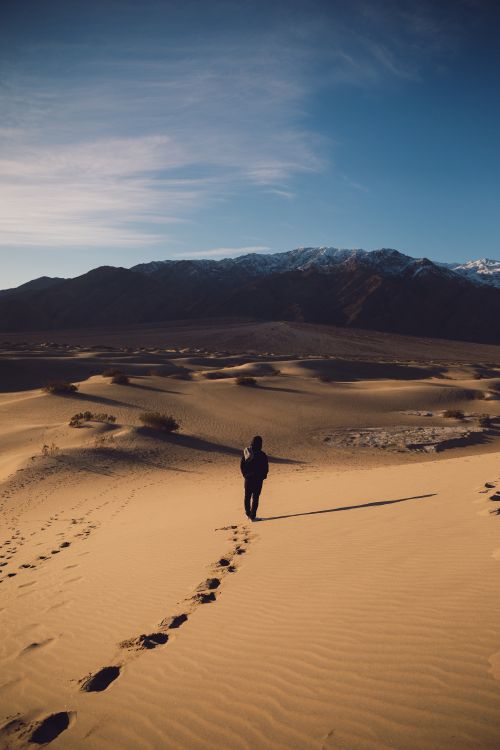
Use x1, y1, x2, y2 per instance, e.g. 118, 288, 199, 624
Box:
1, 0, 499, 287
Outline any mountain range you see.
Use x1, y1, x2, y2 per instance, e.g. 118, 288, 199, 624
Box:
1, 247, 500, 343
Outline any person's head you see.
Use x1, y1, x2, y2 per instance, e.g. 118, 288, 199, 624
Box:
251, 435, 263, 450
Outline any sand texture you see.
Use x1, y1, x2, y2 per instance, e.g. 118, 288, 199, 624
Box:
1, 337, 500, 749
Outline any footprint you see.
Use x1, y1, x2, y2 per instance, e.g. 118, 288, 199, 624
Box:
195, 592, 216, 604
59, 541, 71, 548
163, 613, 188, 629
80, 666, 121, 692
21, 638, 55, 653
490, 493, 500, 501
29, 712, 74, 744
122, 632, 168, 650
203, 578, 221, 590
217, 558, 231, 567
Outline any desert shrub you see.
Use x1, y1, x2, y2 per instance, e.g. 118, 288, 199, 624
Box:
43, 381, 78, 394
478, 414, 492, 428
443, 409, 465, 419
204, 371, 231, 380
318, 374, 333, 383
139, 412, 180, 432
236, 376, 257, 387
41, 442, 60, 456
272, 369, 281, 376
69, 412, 116, 427
102, 368, 124, 377
93, 433, 116, 449
111, 373, 130, 385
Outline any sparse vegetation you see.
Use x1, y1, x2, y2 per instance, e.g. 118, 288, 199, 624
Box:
318, 374, 333, 383
111, 373, 130, 385
139, 412, 180, 432
93, 433, 116, 449
236, 376, 257, 387
41, 442, 60, 457
69, 412, 116, 428
478, 414, 493, 428
204, 371, 231, 380
443, 409, 465, 419
43, 381, 78, 394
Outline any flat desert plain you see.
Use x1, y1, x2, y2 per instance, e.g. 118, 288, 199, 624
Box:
1, 325, 500, 750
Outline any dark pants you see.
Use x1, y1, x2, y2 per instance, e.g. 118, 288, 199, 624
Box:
244, 477, 263, 519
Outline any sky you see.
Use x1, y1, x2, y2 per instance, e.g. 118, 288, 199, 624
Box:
1, 0, 499, 288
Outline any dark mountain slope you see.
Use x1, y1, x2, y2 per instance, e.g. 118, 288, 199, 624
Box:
0, 250, 499, 343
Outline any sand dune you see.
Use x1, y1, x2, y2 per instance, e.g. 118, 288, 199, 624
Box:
1, 340, 500, 748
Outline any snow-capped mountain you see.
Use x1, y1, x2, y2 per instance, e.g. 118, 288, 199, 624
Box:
446, 258, 500, 290
2, 246, 500, 342
133, 247, 500, 286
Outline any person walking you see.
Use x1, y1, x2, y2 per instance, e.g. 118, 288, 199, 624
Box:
240, 435, 269, 521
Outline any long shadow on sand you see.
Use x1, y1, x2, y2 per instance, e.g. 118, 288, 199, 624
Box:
129, 380, 185, 395
257, 385, 305, 394
136, 428, 302, 464
60, 392, 130, 408
259, 493, 436, 522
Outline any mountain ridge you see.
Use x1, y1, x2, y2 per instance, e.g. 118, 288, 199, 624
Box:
1, 247, 500, 343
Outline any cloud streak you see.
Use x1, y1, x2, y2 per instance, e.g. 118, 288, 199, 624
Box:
0, 0, 465, 251
0, 44, 324, 248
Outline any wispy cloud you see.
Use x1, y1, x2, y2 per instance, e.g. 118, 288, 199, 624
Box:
0, 0, 465, 251
0, 43, 323, 248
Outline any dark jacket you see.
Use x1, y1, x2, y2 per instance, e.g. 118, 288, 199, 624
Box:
240, 448, 269, 481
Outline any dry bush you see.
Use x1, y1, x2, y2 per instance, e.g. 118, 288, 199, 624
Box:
111, 373, 130, 385
204, 371, 231, 380
443, 409, 465, 419
478, 414, 492, 428
317, 374, 333, 383
139, 412, 180, 432
102, 368, 124, 377
236, 376, 257, 387
93, 433, 116, 449
41, 442, 60, 457
69, 412, 116, 427
43, 381, 78, 394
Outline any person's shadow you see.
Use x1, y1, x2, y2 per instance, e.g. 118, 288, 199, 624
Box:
258, 493, 436, 522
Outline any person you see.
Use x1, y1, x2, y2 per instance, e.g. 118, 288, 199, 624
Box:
240, 435, 269, 521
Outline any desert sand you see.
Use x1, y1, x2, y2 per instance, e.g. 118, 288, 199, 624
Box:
1, 327, 500, 749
